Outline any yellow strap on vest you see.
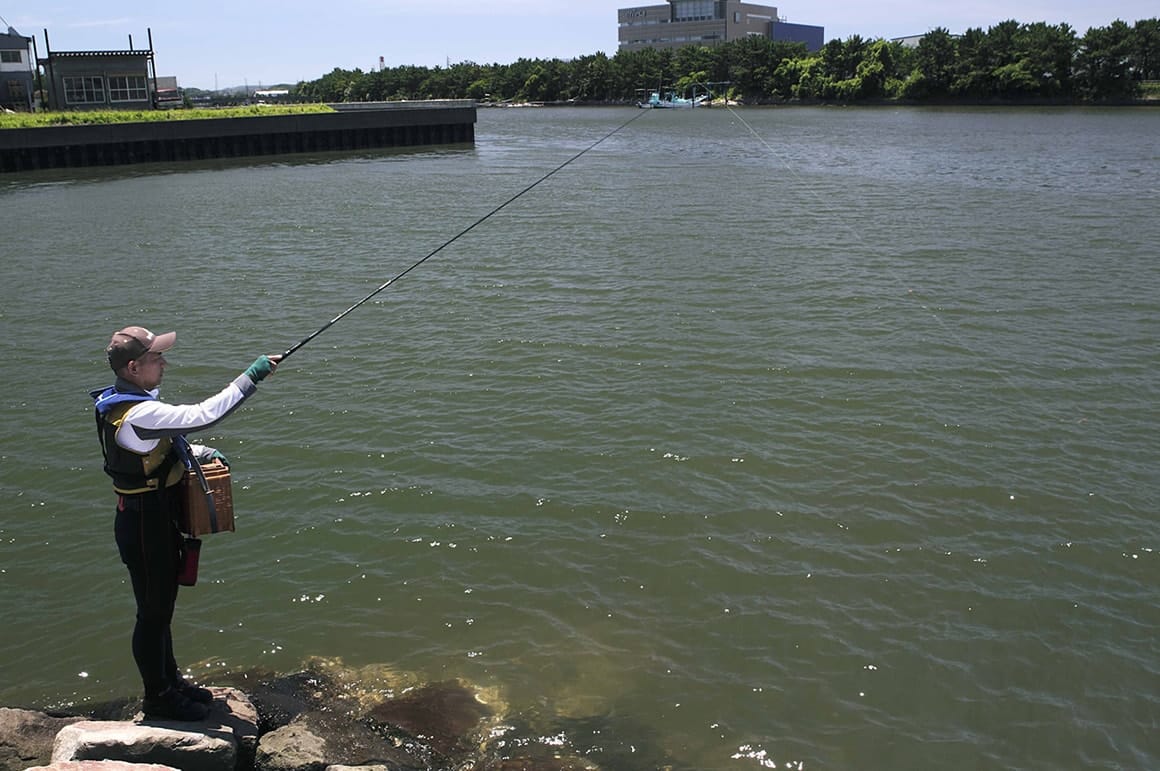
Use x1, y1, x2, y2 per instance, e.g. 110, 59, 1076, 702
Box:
107, 403, 182, 492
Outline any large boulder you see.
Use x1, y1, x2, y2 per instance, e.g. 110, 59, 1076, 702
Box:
253, 709, 428, 771
51, 720, 234, 771
0, 708, 85, 771
25, 762, 178, 770
253, 717, 327, 771
49, 688, 257, 771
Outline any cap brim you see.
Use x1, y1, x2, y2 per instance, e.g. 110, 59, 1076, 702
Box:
149, 331, 176, 353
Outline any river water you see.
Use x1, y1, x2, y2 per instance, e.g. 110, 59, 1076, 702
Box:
1, 105, 1158, 770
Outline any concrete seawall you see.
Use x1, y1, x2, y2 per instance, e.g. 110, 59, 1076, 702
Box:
0, 100, 476, 172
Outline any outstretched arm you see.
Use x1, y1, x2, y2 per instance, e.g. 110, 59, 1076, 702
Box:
116, 355, 282, 453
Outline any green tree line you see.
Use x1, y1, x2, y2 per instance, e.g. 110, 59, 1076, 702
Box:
294, 17, 1160, 104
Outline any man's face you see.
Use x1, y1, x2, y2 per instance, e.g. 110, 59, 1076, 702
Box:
123, 351, 167, 390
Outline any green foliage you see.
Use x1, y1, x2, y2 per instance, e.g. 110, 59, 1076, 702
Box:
0, 104, 334, 130
914, 28, 958, 97
283, 16, 1158, 106
1136, 19, 1160, 79
1075, 21, 1140, 100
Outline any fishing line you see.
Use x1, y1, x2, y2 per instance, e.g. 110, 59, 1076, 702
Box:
281, 108, 651, 361
723, 104, 1021, 392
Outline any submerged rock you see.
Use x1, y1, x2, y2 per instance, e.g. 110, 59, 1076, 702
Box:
367, 681, 494, 760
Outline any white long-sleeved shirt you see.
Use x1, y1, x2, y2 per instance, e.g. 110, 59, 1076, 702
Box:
115, 373, 259, 457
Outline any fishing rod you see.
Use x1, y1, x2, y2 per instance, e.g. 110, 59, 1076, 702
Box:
281, 108, 651, 362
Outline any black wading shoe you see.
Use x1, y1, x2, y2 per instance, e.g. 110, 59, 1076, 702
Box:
142, 688, 209, 722
175, 678, 214, 705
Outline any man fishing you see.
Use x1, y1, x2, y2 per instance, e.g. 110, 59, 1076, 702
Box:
91, 326, 282, 721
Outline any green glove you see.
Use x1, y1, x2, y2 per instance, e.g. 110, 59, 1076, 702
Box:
244, 355, 275, 383
209, 450, 230, 468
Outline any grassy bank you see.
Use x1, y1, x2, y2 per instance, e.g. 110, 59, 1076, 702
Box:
0, 104, 334, 130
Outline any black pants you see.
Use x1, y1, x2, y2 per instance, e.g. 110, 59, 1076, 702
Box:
114, 488, 184, 698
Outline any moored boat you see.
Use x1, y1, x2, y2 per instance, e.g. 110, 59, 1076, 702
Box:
637, 90, 709, 109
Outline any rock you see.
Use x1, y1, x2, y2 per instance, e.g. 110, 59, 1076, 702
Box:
239, 666, 428, 771
25, 762, 179, 770
51, 720, 234, 771
210, 688, 260, 769
254, 716, 327, 771
0, 707, 85, 771
367, 681, 493, 761
227, 670, 332, 736
325, 766, 389, 771
49, 688, 258, 771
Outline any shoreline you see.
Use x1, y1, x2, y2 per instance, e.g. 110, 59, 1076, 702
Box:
0, 657, 652, 771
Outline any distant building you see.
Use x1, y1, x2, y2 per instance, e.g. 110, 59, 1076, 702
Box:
772, 19, 824, 51
891, 35, 926, 48
618, 0, 824, 53
38, 29, 158, 110
1, 26, 35, 110
891, 33, 961, 48
155, 75, 183, 106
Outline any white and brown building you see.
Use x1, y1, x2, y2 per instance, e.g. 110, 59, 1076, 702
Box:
618, 0, 824, 52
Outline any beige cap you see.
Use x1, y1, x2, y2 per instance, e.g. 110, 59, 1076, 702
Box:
106, 326, 176, 370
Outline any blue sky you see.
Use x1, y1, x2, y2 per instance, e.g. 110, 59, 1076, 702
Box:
3, 1, 1156, 90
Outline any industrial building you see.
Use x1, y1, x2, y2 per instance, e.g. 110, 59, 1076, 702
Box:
37, 29, 161, 111
618, 0, 824, 53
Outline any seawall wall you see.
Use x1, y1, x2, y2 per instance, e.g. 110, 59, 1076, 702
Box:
0, 101, 476, 172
